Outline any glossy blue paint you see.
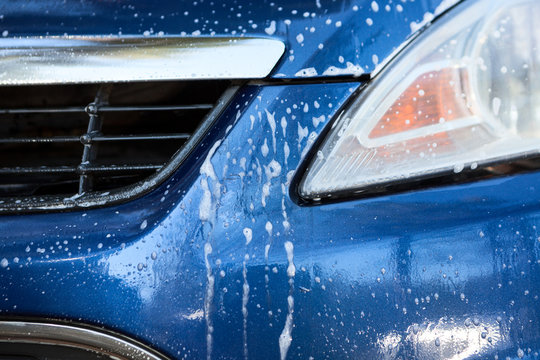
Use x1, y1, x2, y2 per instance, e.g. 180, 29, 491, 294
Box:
1, 0, 540, 359
0, 0, 452, 78
1, 80, 540, 359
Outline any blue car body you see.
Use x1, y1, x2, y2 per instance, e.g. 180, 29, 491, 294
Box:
1, 0, 539, 359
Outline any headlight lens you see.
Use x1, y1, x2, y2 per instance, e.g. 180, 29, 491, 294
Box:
300, 0, 540, 199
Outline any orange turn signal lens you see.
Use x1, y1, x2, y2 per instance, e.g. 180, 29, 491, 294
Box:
368, 68, 473, 139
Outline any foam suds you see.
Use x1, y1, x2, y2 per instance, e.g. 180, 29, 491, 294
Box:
261, 138, 269, 157
199, 178, 212, 222
242, 253, 250, 360
242, 227, 251, 358
285, 242, 296, 277
200, 140, 222, 181
410, 0, 459, 32
199, 139, 222, 360
279, 241, 295, 360
243, 228, 253, 245
204, 242, 215, 360
279, 295, 294, 360
265, 20, 276, 35
265, 109, 277, 153
262, 160, 282, 207
265, 244, 271, 262
280, 116, 287, 137
297, 123, 308, 151
295, 67, 318, 77
312, 115, 325, 128
282, 199, 290, 233
322, 62, 365, 76
265, 221, 273, 238
264, 220, 273, 317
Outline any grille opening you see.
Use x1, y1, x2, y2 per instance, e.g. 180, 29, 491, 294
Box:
0, 80, 230, 203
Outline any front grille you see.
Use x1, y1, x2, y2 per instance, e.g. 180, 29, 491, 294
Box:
0, 81, 233, 212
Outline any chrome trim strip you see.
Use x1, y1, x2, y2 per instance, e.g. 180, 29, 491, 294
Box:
0, 321, 168, 360
0, 36, 285, 85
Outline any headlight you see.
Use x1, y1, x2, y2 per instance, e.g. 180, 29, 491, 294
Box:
300, 0, 540, 199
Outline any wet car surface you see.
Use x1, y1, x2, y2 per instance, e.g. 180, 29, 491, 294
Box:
1, 0, 539, 359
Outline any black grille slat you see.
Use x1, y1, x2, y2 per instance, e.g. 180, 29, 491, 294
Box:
0, 104, 214, 115
0, 107, 85, 114
99, 104, 214, 112
0, 167, 77, 174
0, 134, 191, 144
0, 136, 81, 144
0, 165, 161, 174
92, 134, 191, 142
80, 164, 163, 174
0, 80, 231, 204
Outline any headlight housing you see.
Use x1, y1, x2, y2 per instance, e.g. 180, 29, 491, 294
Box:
300, 0, 540, 199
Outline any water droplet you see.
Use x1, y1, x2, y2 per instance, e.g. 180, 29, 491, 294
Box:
140, 220, 148, 230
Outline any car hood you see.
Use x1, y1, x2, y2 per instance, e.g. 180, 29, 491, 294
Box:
0, 0, 459, 79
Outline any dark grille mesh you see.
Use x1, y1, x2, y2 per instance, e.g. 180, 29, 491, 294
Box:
0, 80, 229, 205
